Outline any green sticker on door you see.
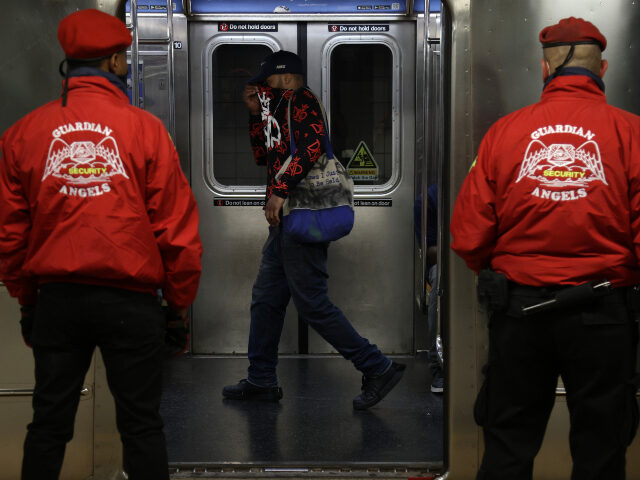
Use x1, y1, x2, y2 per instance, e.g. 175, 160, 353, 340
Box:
346, 141, 379, 182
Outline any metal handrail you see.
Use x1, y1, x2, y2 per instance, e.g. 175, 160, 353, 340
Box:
0, 387, 90, 397
129, 0, 140, 108
420, 0, 432, 311
127, 0, 176, 138
167, 0, 176, 139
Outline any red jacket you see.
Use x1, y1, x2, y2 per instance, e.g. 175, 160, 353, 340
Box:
0, 75, 202, 308
450, 73, 640, 287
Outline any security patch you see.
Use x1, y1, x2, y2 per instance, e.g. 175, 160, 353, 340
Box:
516, 124, 606, 202
43, 122, 129, 198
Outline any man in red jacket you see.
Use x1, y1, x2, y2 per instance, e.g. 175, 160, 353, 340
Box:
451, 18, 639, 480
0, 9, 202, 480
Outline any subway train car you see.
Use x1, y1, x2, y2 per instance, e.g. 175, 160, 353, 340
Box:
1, 0, 639, 479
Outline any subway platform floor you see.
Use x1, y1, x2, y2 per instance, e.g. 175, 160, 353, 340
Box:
160, 353, 443, 472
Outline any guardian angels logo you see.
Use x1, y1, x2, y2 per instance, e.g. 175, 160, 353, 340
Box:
515, 124, 607, 202
43, 122, 129, 198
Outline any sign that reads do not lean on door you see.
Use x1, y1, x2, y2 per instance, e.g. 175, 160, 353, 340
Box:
346, 141, 379, 182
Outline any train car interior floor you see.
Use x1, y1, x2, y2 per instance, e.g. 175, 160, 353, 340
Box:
160, 353, 443, 469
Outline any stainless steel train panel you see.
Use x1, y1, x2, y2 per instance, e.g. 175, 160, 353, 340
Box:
130, 14, 190, 176
470, 3, 640, 144
0, 0, 125, 133
536, 392, 640, 479
306, 22, 416, 354
415, 12, 442, 350
189, 21, 298, 354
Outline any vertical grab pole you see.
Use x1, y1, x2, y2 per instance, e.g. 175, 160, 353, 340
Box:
435, 2, 445, 323
130, 0, 140, 108
420, 0, 432, 310
166, 0, 176, 139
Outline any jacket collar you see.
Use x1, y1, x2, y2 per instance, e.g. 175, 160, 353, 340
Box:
63, 74, 130, 103
68, 67, 127, 95
541, 70, 606, 101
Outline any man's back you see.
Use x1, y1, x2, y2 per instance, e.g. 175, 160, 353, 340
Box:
451, 74, 640, 287
3, 10, 201, 479
1, 74, 201, 308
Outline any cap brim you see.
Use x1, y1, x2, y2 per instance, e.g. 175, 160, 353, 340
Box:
248, 70, 268, 84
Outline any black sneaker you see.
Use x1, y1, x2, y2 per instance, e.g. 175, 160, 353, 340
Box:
430, 370, 444, 394
222, 379, 283, 401
353, 362, 406, 410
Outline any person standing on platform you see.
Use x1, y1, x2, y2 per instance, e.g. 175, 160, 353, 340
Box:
0, 9, 202, 480
450, 17, 640, 480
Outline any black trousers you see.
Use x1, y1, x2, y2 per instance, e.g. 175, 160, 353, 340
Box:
21, 283, 169, 480
476, 286, 639, 480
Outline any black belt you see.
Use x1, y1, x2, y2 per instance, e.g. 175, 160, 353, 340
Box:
508, 281, 627, 316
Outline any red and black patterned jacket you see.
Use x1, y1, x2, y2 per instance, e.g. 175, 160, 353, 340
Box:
248, 86, 327, 200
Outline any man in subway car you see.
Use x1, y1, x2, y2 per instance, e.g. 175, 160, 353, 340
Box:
222, 50, 405, 410
0, 9, 202, 480
450, 17, 639, 480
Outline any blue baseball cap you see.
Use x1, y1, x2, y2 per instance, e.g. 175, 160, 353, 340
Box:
249, 50, 305, 84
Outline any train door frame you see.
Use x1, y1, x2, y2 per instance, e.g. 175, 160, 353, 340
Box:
189, 12, 418, 356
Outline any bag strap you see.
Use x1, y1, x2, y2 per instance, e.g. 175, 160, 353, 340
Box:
275, 87, 334, 182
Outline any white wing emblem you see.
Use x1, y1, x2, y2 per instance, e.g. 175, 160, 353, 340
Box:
575, 140, 607, 185
43, 138, 72, 181
42, 136, 129, 184
516, 139, 607, 187
516, 139, 548, 183
96, 137, 129, 179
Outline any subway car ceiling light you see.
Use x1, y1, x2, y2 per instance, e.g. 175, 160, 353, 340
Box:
126, 0, 441, 15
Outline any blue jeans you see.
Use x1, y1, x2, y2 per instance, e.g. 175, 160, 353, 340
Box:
248, 227, 391, 387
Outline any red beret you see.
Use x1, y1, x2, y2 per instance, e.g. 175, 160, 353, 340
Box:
58, 9, 132, 60
539, 17, 606, 51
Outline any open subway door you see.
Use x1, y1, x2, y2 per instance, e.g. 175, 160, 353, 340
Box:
189, 1, 419, 357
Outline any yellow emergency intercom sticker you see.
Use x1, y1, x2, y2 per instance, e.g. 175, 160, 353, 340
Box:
347, 141, 379, 181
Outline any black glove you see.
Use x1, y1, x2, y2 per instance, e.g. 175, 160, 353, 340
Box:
20, 305, 36, 348
164, 307, 189, 358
